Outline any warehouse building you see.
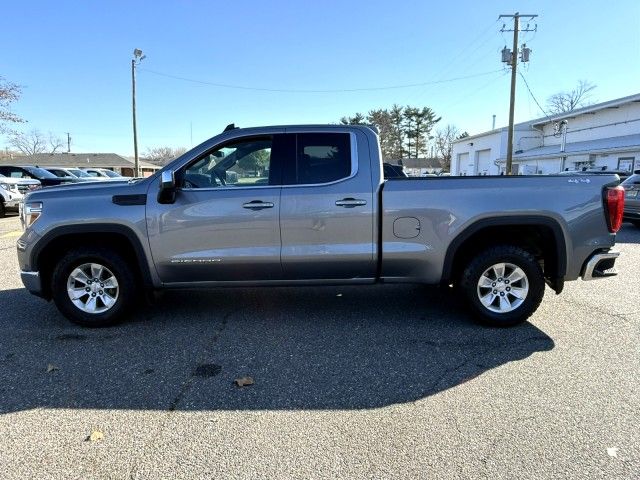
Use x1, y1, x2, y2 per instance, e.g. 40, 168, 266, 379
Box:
451, 93, 640, 175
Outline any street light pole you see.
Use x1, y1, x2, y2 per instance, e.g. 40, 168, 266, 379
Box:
131, 49, 145, 177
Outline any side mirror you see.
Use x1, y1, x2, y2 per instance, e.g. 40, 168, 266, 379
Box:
158, 170, 176, 204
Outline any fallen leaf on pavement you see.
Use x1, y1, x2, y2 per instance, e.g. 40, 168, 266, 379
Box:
607, 447, 619, 457
86, 430, 104, 442
234, 376, 254, 387
46, 364, 59, 373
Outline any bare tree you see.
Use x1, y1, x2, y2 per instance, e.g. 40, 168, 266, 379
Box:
546, 80, 596, 114
8, 129, 54, 155
0, 77, 24, 133
143, 146, 188, 166
434, 124, 460, 171
48, 132, 63, 153
8, 129, 62, 155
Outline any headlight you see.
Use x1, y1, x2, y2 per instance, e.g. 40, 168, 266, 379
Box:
23, 202, 43, 228
0, 183, 9, 191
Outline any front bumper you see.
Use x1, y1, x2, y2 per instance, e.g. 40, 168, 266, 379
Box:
4, 198, 21, 211
20, 270, 44, 297
581, 251, 620, 281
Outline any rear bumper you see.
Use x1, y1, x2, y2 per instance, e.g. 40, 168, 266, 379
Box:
20, 270, 44, 297
581, 251, 620, 281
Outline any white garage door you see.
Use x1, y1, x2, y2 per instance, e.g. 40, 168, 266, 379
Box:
476, 149, 491, 175
457, 153, 469, 175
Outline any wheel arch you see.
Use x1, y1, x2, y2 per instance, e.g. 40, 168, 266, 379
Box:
31, 224, 153, 300
442, 215, 567, 292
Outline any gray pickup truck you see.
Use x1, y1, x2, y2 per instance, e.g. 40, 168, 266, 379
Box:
16, 125, 624, 327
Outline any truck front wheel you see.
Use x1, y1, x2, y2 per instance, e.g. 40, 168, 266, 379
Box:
51, 247, 136, 327
460, 245, 545, 327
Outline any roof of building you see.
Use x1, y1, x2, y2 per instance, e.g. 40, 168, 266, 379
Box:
454, 92, 640, 144
1, 152, 159, 170
507, 133, 640, 161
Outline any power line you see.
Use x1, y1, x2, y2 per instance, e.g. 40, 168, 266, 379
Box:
420, 19, 501, 85
438, 70, 509, 111
138, 67, 504, 93
518, 71, 551, 120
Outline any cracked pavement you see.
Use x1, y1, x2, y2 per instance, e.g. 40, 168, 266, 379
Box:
0, 214, 638, 479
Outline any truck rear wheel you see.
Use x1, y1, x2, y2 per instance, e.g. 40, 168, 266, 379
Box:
51, 247, 136, 327
460, 245, 545, 327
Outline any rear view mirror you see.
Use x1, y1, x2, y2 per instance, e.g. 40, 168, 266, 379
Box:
158, 170, 176, 204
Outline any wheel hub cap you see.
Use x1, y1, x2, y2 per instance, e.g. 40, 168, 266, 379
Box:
66, 263, 119, 314
477, 262, 529, 313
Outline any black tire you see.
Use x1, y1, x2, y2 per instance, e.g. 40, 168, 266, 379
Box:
51, 247, 137, 327
460, 245, 545, 327
0, 201, 5, 218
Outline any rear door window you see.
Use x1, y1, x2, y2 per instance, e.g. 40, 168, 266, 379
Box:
294, 133, 352, 185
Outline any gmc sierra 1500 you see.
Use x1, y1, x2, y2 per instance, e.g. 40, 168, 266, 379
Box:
17, 124, 624, 327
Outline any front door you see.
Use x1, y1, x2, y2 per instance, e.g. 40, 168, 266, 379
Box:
279, 131, 376, 280
147, 134, 284, 283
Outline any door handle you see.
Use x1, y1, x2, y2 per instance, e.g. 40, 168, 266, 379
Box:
242, 200, 274, 210
335, 198, 367, 208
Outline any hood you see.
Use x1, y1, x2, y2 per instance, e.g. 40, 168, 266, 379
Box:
0, 177, 40, 186
25, 178, 149, 203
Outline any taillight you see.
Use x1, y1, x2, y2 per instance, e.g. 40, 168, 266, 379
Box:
605, 186, 624, 233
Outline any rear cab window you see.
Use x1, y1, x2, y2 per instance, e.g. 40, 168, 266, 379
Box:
284, 132, 353, 185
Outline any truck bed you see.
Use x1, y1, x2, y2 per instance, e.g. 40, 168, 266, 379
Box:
380, 175, 619, 283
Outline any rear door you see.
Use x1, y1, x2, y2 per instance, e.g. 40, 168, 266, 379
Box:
279, 130, 376, 280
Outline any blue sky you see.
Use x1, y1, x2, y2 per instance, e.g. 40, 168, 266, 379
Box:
2, 0, 639, 156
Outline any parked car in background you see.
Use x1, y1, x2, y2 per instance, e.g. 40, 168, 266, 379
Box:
382, 163, 406, 179
0, 166, 75, 187
0, 176, 28, 217
65, 168, 94, 179
82, 168, 130, 180
45, 167, 94, 182
622, 173, 640, 227
0, 173, 41, 195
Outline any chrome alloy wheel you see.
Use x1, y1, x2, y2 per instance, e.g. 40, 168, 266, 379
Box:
66, 263, 119, 314
476, 262, 529, 313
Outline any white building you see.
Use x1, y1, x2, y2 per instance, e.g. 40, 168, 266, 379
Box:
451, 93, 640, 175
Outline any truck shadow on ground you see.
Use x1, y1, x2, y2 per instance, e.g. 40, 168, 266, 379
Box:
0, 284, 553, 413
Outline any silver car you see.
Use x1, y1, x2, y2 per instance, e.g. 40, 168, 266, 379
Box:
622, 173, 640, 227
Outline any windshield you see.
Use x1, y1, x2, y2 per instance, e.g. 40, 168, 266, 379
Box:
24, 167, 58, 179
68, 168, 91, 177
621, 174, 640, 186
102, 170, 122, 178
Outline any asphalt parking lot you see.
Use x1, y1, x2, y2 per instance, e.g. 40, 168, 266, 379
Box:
0, 213, 638, 479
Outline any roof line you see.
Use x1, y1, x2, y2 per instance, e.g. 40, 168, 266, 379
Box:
454, 92, 640, 143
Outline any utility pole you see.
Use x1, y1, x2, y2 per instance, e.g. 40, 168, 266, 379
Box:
66, 132, 71, 153
499, 13, 537, 174
132, 49, 146, 177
